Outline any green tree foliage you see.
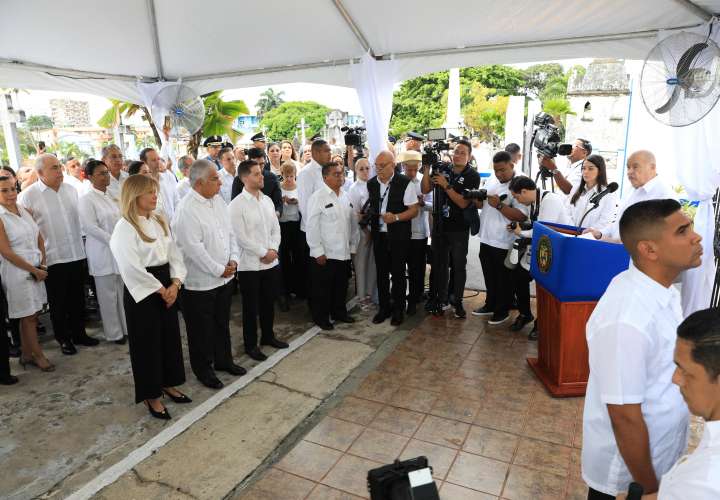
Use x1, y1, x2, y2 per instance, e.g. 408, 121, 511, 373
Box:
463, 84, 509, 146
255, 88, 285, 118
25, 114, 54, 131
188, 91, 249, 157
0, 126, 35, 164
259, 101, 330, 141
98, 99, 162, 147
522, 63, 564, 99
48, 141, 86, 161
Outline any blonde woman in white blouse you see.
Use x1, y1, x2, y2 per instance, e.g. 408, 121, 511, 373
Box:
110, 175, 189, 420
79, 160, 127, 344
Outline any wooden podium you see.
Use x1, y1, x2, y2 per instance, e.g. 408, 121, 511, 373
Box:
526, 223, 629, 398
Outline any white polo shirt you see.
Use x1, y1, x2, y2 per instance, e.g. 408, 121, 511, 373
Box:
478, 177, 528, 250
306, 184, 359, 261
658, 420, 720, 499
582, 262, 689, 496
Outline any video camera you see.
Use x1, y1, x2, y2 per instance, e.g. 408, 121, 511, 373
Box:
421, 128, 451, 173
532, 113, 572, 159
342, 126, 366, 147
462, 189, 488, 202
508, 221, 534, 231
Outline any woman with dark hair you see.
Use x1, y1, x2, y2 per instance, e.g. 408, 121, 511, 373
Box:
568, 154, 618, 229
267, 142, 283, 178
0, 167, 22, 359
280, 140, 303, 172
128, 161, 150, 177
79, 160, 127, 344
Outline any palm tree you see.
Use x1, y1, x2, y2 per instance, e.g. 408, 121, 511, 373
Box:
187, 91, 249, 157
542, 97, 576, 137
98, 100, 162, 147
255, 88, 285, 118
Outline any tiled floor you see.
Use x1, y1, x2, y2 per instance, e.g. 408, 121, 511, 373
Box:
239, 293, 701, 500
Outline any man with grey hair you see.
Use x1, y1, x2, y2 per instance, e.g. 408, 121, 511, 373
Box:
172, 159, 245, 389
101, 144, 127, 203
19, 154, 99, 355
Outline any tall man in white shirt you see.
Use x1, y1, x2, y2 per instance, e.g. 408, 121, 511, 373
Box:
400, 151, 432, 316
217, 147, 236, 204
306, 162, 359, 330
102, 144, 127, 203
63, 157, 89, 195
228, 160, 289, 362
173, 160, 246, 389
140, 147, 179, 221
582, 199, 703, 499
586, 150, 677, 242
19, 154, 99, 355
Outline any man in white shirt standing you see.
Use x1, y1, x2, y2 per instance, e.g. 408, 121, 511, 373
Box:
306, 162, 359, 330
586, 150, 677, 242
217, 147, 236, 204
228, 160, 289, 362
175, 155, 194, 202
19, 154, 99, 355
582, 198, 703, 499
173, 160, 245, 389
102, 144, 128, 203
63, 157, 89, 195
539, 137, 592, 195
140, 147, 179, 222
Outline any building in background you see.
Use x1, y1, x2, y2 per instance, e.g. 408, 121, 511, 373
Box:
49, 99, 91, 128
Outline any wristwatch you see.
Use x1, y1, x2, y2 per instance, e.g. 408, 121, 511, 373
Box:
394, 214, 400, 222
496, 201, 505, 211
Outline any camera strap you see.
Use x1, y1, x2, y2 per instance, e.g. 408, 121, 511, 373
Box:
530, 190, 550, 222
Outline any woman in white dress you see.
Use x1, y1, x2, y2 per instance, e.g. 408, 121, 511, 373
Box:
79, 159, 127, 344
568, 154, 618, 230
110, 175, 189, 420
347, 158, 377, 304
0, 175, 53, 372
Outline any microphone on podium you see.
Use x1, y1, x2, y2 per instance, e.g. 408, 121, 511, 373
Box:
589, 182, 618, 205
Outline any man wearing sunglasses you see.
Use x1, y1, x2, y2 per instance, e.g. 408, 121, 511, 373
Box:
539, 137, 593, 196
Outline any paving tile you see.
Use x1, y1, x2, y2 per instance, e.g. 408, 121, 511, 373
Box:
329, 397, 384, 426
530, 391, 580, 420
321, 454, 380, 498
573, 420, 583, 449
430, 394, 482, 424
306, 484, 365, 499
353, 372, 399, 403
402, 369, 449, 393
569, 446, 582, 481
473, 406, 526, 435
369, 405, 425, 437
400, 439, 459, 481
348, 428, 409, 464
305, 417, 365, 452
415, 415, 471, 449
523, 414, 575, 447
565, 480, 589, 500
241, 468, 315, 500
463, 426, 518, 462
390, 387, 438, 413
275, 440, 343, 481
501, 465, 567, 500
441, 377, 488, 402
445, 452, 509, 496
512, 438, 572, 476
440, 482, 498, 499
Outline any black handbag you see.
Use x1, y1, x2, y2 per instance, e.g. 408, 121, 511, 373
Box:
367, 456, 439, 500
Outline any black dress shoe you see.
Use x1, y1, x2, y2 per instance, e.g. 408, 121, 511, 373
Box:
74, 335, 100, 347
390, 312, 404, 326
406, 302, 417, 316
246, 348, 268, 361
262, 337, 289, 349
0, 374, 19, 385
216, 363, 247, 376
316, 321, 335, 331
510, 314, 534, 332
145, 401, 171, 420
113, 336, 127, 345
277, 296, 290, 312
372, 311, 390, 324
162, 389, 192, 404
332, 315, 355, 324
60, 341, 77, 355
199, 376, 224, 389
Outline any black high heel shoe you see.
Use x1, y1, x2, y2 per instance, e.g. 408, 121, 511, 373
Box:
144, 400, 171, 420
162, 389, 192, 404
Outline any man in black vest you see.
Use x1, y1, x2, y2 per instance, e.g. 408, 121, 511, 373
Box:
367, 151, 419, 326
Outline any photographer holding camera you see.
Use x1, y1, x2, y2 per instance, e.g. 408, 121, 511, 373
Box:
539, 138, 592, 196
507, 176, 571, 338
421, 139, 480, 318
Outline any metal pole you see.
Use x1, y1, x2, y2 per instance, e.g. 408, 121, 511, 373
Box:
1, 93, 23, 169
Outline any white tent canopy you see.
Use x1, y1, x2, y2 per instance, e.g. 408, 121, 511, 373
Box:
1, 0, 718, 102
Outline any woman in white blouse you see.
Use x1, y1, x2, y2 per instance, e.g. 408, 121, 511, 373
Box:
79, 160, 127, 344
267, 142, 283, 178
278, 161, 303, 301
110, 175, 189, 420
568, 154, 618, 230
280, 140, 303, 172
347, 158, 376, 305
0, 175, 53, 372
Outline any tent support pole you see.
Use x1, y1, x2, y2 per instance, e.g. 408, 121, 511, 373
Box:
331, 0, 375, 57
672, 0, 715, 21
146, 0, 165, 81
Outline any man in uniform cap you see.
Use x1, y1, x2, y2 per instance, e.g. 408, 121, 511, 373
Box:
203, 136, 223, 170
405, 132, 424, 153
250, 133, 270, 171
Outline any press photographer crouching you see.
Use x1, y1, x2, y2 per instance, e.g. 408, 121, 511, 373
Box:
421, 139, 480, 318
506, 176, 571, 338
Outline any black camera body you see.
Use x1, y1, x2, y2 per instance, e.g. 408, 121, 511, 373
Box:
462, 189, 488, 201
508, 221, 534, 231
532, 112, 572, 159
342, 126, 366, 147
358, 199, 377, 230
422, 142, 451, 171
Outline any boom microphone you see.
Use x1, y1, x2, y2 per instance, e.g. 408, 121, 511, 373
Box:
589, 182, 618, 205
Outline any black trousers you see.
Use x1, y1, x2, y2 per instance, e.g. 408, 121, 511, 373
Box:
0, 276, 9, 378
181, 282, 234, 380
373, 233, 410, 314
310, 259, 350, 324
407, 238, 428, 305
46, 259, 87, 343
279, 220, 304, 298
431, 230, 469, 304
479, 243, 513, 316
512, 265, 533, 317
123, 264, 185, 403
238, 268, 275, 351
587, 488, 614, 500
299, 230, 311, 301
